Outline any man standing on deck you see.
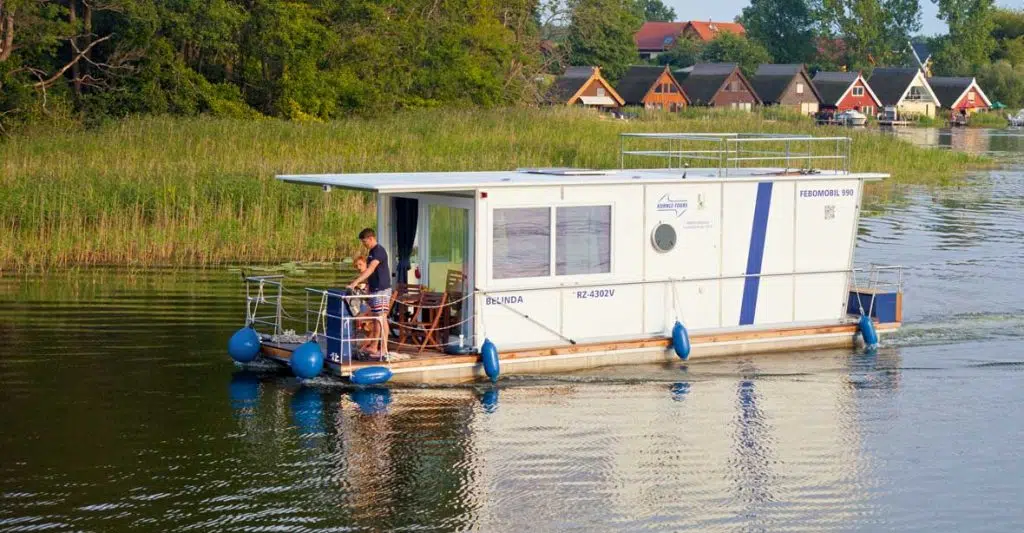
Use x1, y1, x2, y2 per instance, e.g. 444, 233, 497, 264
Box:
348, 228, 391, 357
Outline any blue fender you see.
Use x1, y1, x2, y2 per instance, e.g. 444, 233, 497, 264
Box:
351, 366, 393, 386
481, 339, 500, 383
290, 341, 325, 379
228, 327, 261, 363
672, 321, 691, 360
859, 314, 879, 348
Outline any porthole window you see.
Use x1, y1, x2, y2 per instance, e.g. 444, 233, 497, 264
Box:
652, 223, 676, 252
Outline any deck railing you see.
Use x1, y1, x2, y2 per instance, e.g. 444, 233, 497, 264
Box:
619, 133, 852, 176
244, 275, 285, 335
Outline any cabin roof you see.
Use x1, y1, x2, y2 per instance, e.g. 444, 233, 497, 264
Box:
812, 71, 880, 106
750, 64, 821, 104
677, 63, 760, 105
928, 76, 991, 107
549, 66, 596, 102
615, 65, 687, 105
910, 42, 932, 66
278, 167, 886, 193
548, 66, 624, 106
868, 67, 935, 105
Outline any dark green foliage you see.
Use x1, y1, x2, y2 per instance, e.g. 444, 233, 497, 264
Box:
700, 32, 773, 77
565, 0, 643, 82
740, 0, 816, 64
813, 0, 922, 69
976, 60, 1024, 107
931, 0, 996, 74
990, 8, 1024, 65
0, 0, 544, 129
656, 38, 704, 68
638, 0, 676, 22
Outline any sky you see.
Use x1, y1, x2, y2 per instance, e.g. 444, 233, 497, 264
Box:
668, 0, 1019, 36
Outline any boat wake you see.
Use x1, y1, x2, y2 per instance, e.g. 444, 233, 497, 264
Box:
883, 311, 1024, 347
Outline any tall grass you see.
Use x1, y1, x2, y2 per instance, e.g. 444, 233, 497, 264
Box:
0, 107, 989, 270
966, 111, 1008, 128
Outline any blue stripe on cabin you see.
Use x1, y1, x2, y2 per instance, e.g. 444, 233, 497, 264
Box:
740, 182, 774, 325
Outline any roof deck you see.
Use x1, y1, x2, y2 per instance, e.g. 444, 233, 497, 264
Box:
277, 132, 887, 193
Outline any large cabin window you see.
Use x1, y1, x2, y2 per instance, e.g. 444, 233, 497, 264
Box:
492, 205, 612, 280
852, 86, 865, 97
492, 208, 551, 279
556, 206, 611, 275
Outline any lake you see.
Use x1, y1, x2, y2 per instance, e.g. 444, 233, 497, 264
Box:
2, 128, 1024, 531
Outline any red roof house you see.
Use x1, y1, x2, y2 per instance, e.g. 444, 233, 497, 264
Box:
634, 21, 746, 59
683, 20, 746, 42
928, 77, 991, 113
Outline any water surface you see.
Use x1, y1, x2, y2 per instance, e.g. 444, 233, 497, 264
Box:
2, 129, 1024, 531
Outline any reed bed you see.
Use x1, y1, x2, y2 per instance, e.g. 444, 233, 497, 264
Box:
0, 107, 989, 270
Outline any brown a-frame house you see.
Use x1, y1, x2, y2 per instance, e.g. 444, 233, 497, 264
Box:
549, 66, 625, 109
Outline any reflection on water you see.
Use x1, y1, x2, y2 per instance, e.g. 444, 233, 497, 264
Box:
2, 136, 1024, 530
892, 126, 1024, 157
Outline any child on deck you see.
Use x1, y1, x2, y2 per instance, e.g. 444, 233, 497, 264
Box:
350, 256, 376, 353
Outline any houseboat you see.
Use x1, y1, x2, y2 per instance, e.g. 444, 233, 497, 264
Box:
227, 133, 904, 384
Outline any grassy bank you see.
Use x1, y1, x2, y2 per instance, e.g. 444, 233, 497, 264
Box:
966, 111, 1009, 128
0, 107, 989, 270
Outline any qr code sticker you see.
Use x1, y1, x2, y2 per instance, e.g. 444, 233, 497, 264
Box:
824, 204, 836, 220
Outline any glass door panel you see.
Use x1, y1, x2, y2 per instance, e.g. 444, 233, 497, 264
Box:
427, 204, 471, 345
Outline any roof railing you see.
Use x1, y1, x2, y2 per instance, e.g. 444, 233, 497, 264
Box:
619, 132, 852, 176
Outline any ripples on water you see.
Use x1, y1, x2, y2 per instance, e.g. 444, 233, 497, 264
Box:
2, 129, 1024, 531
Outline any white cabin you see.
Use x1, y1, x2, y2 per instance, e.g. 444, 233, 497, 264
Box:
279, 134, 889, 355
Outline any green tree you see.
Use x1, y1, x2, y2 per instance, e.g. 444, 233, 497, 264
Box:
638, 0, 675, 22
656, 37, 703, 68
699, 32, 772, 77
741, 0, 816, 64
976, 59, 1024, 106
932, 0, 996, 74
813, 0, 922, 68
565, 0, 643, 81
991, 8, 1024, 65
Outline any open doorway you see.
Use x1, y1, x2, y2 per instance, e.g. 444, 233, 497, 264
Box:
389, 194, 475, 348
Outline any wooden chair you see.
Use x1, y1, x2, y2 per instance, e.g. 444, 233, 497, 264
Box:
405, 291, 448, 353
391, 283, 425, 348
444, 270, 466, 334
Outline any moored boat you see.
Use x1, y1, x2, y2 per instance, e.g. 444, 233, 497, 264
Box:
228, 133, 904, 384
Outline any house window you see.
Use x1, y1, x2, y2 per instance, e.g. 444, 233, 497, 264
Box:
863, 106, 874, 116
906, 86, 926, 101
597, 87, 606, 97
852, 86, 865, 97
654, 84, 663, 93
796, 82, 805, 94
667, 84, 677, 93
968, 92, 976, 103
556, 206, 611, 275
492, 208, 551, 279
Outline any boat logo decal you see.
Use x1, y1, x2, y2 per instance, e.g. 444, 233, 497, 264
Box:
656, 194, 688, 217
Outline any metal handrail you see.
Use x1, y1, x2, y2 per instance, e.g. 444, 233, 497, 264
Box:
245, 276, 284, 335
619, 132, 853, 176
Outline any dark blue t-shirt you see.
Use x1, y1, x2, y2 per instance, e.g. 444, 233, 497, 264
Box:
366, 244, 391, 292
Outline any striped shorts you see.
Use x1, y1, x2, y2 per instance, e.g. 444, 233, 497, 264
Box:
370, 289, 392, 314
